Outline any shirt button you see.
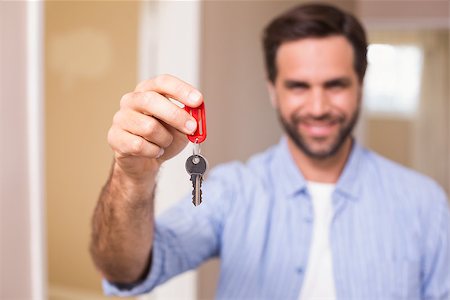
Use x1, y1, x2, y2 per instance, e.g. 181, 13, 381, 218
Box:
296, 267, 304, 274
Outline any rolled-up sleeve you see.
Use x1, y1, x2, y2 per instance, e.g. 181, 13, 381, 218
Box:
102, 163, 240, 296
102, 229, 166, 296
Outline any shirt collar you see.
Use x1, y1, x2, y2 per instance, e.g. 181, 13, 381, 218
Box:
271, 136, 364, 200
271, 136, 308, 198
334, 139, 364, 200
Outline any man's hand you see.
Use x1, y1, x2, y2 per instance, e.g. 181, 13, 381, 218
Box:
108, 74, 203, 182
90, 75, 203, 284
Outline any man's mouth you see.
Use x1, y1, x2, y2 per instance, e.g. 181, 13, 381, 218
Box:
298, 120, 339, 137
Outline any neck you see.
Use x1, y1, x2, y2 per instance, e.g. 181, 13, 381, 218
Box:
287, 137, 353, 184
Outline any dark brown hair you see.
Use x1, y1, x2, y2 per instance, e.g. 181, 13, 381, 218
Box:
263, 3, 367, 83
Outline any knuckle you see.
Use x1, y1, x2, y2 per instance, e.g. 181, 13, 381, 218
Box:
171, 80, 185, 95
141, 118, 156, 136
161, 73, 173, 82
135, 79, 149, 91
150, 146, 161, 158
162, 133, 174, 148
154, 74, 169, 87
168, 106, 182, 123
141, 91, 156, 108
130, 137, 144, 155
107, 127, 115, 146
112, 111, 122, 126
107, 127, 123, 155
119, 92, 134, 109
168, 76, 189, 98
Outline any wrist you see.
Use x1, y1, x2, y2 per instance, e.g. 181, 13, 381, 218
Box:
114, 155, 160, 182
111, 160, 159, 200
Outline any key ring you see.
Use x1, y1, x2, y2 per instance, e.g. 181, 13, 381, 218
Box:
185, 103, 207, 143
193, 138, 200, 156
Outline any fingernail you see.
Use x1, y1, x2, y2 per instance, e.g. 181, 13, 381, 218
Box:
156, 148, 164, 158
185, 120, 197, 133
188, 90, 201, 105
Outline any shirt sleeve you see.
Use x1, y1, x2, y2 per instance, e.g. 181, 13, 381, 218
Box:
421, 184, 450, 299
102, 163, 239, 296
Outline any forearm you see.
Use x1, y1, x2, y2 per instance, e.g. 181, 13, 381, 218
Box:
93, 74, 203, 285
90, 162, 158, 284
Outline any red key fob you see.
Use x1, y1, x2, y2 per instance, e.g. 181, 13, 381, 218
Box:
184, 102, 207, 143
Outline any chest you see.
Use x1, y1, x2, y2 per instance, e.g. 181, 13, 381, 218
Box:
219, 189, 422, 299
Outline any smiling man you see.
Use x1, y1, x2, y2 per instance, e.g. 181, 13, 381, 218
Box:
91, 3, 450, 299
274, 37, 359, 159
270, 36, 361, 185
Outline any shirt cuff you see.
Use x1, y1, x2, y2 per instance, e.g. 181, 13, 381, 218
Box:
102, 232, 165, 297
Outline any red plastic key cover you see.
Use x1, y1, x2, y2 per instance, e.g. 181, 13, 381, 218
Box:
184, 102, 207, 143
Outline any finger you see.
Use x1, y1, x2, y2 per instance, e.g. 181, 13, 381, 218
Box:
135, 74, 203, 108
107, 126, 164, 159
120, 91, 197, 135
113, 109, 174, 149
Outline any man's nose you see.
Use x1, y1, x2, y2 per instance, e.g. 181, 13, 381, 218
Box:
308, 88, 330, 116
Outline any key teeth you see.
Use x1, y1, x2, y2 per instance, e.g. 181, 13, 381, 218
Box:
191, 183, 203, 206
190, 175, 203, 206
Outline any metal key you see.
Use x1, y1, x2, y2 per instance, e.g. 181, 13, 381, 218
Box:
185, 154, 208, 206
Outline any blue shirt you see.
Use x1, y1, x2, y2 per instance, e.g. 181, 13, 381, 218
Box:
104, 137, 450, 299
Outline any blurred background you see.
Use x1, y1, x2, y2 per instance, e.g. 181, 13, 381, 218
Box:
1, 0, 448, 299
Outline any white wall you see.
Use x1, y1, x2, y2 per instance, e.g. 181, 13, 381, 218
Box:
138, 1, 201, 299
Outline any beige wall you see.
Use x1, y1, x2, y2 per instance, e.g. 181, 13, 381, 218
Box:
45, 1, 138, 297
359, 0, 449, 27
365, 118, 413, 167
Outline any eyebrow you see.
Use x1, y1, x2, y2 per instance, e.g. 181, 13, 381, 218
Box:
284, 80, 310, 89
283, 77, 352, 89
323, 77, 352, 88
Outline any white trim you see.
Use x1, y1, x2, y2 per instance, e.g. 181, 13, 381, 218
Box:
137, 1, 201, 299
138, 0, 158, 81
49, 284, 106, 300
26, 1, 46, 300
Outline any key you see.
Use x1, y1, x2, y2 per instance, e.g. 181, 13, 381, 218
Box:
185, 154, 208, 206
184, 103, 208, 206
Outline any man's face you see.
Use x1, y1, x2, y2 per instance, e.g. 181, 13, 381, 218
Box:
269, 36, 361, 159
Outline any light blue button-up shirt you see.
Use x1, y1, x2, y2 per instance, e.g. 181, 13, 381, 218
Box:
104, 137, 450, 299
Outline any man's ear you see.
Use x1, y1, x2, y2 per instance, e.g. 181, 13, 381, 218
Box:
267, 81, 277, 108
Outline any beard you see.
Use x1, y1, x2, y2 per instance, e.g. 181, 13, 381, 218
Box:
278, 106, 359, 160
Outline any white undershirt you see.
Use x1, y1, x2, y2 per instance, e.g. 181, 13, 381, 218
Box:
299, 181, 337, 300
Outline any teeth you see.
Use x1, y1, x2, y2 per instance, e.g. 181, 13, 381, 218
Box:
309, 123, 332, 127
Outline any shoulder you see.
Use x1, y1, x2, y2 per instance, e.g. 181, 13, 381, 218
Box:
366, 149, 443, 192
204, 143, 280, 207
358, 148, 449, 253
207, 143, 278, 188
361, 147, 448, 209
198, 145, 278, 219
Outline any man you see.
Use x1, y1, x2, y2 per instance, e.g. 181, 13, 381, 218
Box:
90, 3, 450, 299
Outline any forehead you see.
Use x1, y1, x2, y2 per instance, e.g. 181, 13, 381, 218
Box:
276, 36, 356, 79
